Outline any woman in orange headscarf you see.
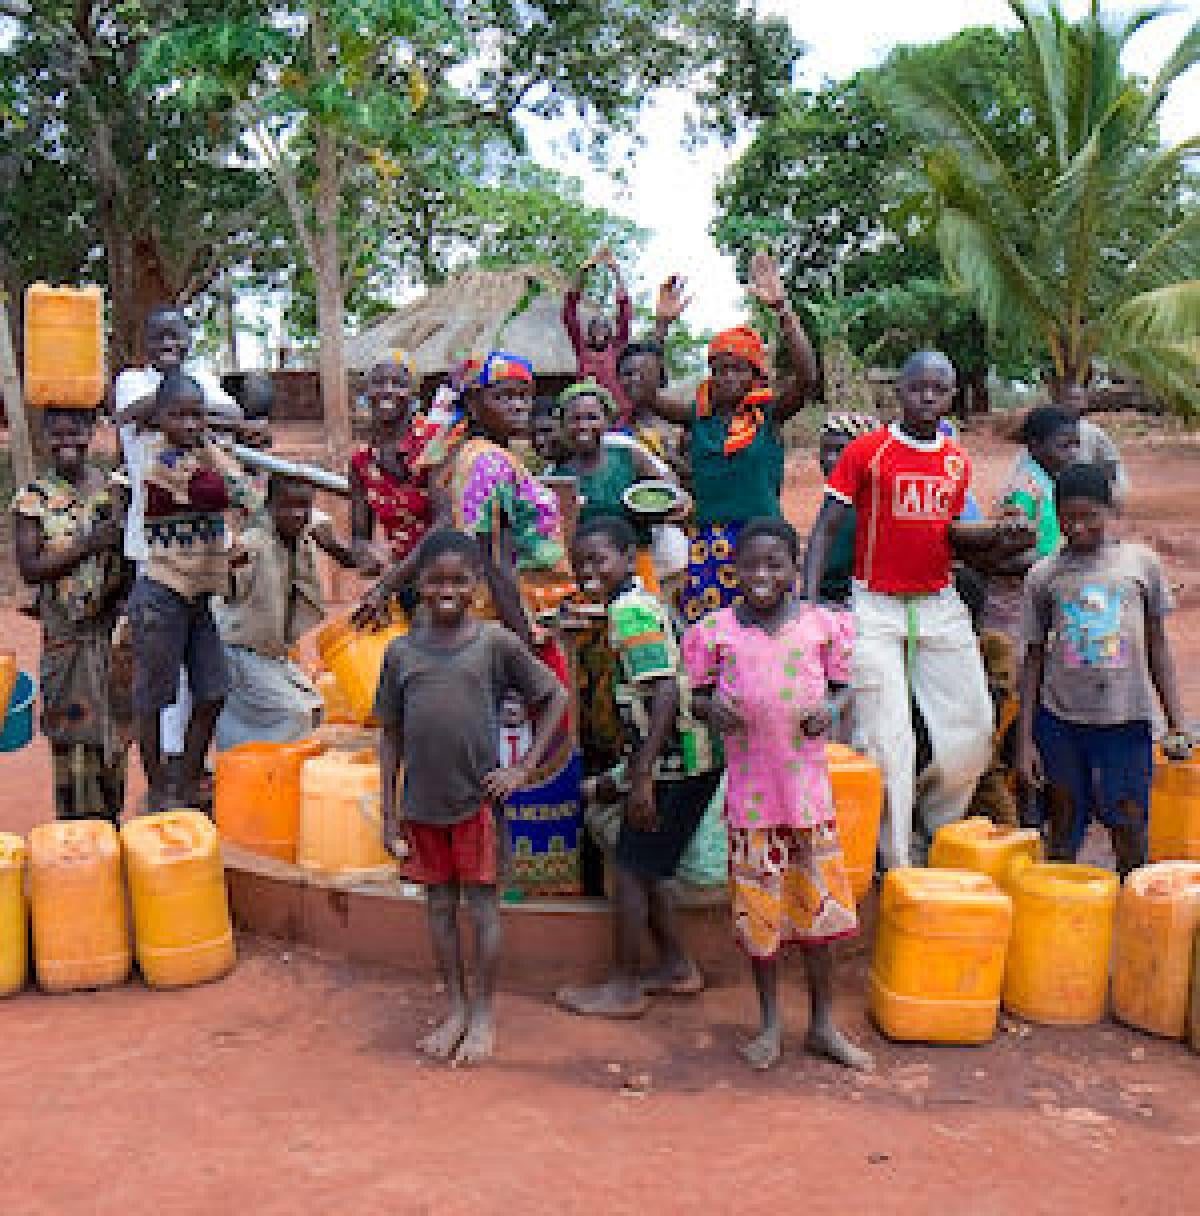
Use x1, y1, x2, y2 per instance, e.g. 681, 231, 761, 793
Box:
647, 253, 819, 623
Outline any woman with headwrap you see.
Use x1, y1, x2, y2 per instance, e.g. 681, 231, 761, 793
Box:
348, 352, 436, 587
648, 253, 819, 624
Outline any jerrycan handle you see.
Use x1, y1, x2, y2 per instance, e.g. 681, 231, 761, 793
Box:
148, 815, 197, 855
1002, 851, 1035, 890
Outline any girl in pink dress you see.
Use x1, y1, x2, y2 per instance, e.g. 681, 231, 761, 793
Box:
683, 517, 872, 1073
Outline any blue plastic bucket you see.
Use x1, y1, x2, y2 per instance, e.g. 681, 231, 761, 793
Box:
0, 672, 36, 752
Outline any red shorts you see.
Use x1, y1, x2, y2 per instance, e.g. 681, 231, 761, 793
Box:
405, 804, 497, 887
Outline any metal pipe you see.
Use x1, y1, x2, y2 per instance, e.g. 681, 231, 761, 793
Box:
231, 443, 351, 496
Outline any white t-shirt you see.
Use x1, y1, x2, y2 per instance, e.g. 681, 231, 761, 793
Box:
113, 365, 242, 562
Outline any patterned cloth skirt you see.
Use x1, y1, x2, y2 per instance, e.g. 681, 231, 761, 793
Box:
729, 821, 858, 958
502, 750, 583, 895
680, 521, 744, 626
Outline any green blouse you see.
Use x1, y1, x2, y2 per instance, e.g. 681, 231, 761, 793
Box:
689, 406, 784, 527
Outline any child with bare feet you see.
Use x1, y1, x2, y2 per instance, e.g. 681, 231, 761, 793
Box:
375, 530, 567, 1065
682, 518, 873, 1073
557, 515, 722, 1019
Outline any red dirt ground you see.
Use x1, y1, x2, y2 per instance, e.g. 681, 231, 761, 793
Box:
2, 422, 1199, 1214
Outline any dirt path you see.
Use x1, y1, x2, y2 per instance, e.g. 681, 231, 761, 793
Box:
2, 940, 1198, 1214
1, 421, 1199, 1212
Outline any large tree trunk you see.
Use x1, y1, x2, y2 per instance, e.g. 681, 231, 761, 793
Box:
314, 130, 350, 463
106, 223, 181, 372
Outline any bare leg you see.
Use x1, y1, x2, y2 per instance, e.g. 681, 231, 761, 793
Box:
1110, 800, 1147, 878
136, 712, 169, 810
640, 880, 704, 994
740, 956, 782, 1071
418, 883, 469, 1060
803, 944, 873, 1072
1043, 783, 1078, 862
556, 863, 649, 1017
454, 885, 501, 1066
179, 697, 223, 806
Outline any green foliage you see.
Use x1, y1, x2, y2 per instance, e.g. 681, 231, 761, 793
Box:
713, 27, 1041, 387
0, 1, 276, 363
882, 0, 1200, 413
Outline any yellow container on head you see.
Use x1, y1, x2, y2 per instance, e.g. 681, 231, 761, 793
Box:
24, 283, 105, 408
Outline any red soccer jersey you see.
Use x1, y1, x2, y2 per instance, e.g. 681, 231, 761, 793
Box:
825, 424, 970, 595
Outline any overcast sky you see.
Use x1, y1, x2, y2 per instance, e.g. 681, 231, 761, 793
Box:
523, 0, 1200, 333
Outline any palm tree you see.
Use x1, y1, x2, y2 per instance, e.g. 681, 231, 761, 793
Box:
883, 1, 1199, 412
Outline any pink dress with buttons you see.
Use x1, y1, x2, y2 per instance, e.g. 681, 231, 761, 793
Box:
682, 604, 854, 830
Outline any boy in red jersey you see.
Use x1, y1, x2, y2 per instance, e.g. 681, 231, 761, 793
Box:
804, 352, 1031, 868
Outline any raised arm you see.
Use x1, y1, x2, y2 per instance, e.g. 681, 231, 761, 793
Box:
563, 260, 592, 356
602, 251, 632, 345
641, 387, 693, 428
803, 496, 851, 602
747, 252, 817, 422
654, 274, 690, 344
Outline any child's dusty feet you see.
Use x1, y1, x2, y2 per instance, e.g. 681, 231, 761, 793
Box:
417, 1009, 469, 1060
639, 959, 705, 996
805, 1023, 874, 1073
452, 1010, 496, 1067
739, 1025, 782, 1071
555, 979, 649, 1019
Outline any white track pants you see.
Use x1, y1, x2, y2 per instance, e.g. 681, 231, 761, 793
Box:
851, 583, 992, 869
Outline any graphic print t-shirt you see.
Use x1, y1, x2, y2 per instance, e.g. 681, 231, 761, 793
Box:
1022, 541, 1172, 726
825, 424, 970, 595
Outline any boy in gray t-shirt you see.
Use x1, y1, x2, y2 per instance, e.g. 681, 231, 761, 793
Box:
374, 529, 567, 1067
1016, 464, 1192, 873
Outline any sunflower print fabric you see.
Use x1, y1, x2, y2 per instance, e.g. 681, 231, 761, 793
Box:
680, 521, 744, 625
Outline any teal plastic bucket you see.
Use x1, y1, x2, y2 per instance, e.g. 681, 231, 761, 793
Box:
0, 672, 35, 752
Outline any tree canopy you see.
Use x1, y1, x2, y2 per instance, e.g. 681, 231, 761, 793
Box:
129, 0, 801, 454
713, 27, 1052, 405
883, 0, 1199, 412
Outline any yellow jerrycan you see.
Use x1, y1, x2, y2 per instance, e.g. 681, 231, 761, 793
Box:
23, 283, 105, 407
122, 811, 235, 989
297, 750, 397, 879
29, 820, 130, 993
930, 817, 1043, 890
1003, 862, 1118, 1025
1111, 862, 1200, 1039
869, 867, 1013, 1044
214, 738, 325, 862
0, 834, 28, 996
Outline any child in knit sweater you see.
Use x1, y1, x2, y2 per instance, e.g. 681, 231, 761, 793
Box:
126, 372, 260, 809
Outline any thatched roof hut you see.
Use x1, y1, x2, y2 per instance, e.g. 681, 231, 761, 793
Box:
344, 264, 590, 380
